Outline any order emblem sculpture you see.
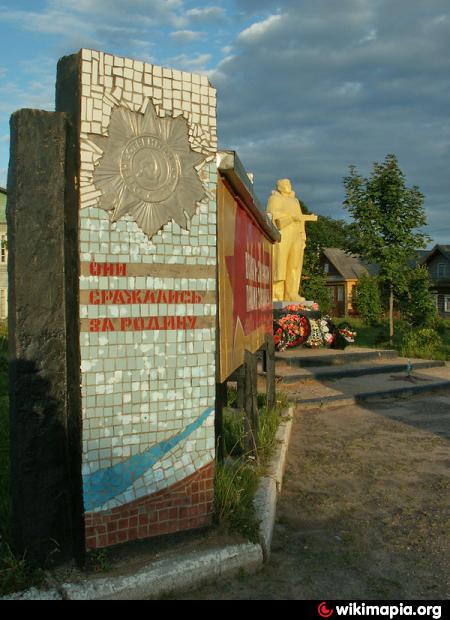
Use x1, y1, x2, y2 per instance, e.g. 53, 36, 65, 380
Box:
267, 178, 318, 301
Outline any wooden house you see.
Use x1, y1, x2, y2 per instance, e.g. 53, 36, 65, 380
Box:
320, 247, 375, 316
421, 245, 450, 317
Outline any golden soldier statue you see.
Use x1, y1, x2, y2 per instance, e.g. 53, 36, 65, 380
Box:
267, 179, 318, 301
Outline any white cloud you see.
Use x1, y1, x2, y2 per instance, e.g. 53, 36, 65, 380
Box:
0, 56, 55, 125
358, 28, 377, 44
0, 0, 448, 245
0, 0, 185, 45
168, 53, 212, 72
170, 29, 205, 43
335, 81, 363, 98
212, 0, 450, 244
0, 7, 87, 36
238, 14, 284, 42
185, 7, 226, 21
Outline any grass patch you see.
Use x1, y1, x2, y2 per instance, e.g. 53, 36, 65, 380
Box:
257, 401, 284, 464
214, 459, 260, 542
0, 545, 44, 597
399, 328, 445, 360
216, 389, 290, 540
333, 316, 450, 360
223, 407, 245, 457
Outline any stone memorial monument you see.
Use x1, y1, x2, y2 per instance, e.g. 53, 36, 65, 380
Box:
266, 178, 317, 302
8, 49, 218, 560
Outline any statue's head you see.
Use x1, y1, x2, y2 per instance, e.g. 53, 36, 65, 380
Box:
276, 179, 293, 196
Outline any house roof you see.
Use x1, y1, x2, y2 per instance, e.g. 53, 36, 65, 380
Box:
421, 245, 450, 264
322, 247, 375, 280
411, 249, 431, 266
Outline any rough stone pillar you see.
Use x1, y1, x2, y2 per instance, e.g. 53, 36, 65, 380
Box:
7, 109, 84, 564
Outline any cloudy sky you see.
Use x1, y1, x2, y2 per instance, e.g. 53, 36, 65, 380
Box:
0, 0, 449, 245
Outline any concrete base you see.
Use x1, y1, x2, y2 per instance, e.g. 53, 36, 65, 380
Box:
253, 406, 294, 560
62, 544, 263, 600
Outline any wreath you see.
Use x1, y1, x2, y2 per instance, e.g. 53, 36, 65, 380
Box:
273, 308, 356, 351
273, 312, 311, 351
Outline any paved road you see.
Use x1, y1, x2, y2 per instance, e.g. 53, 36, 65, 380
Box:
172, 392, 450, 600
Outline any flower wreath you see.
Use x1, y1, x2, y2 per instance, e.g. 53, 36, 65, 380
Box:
273, 312, 311, 351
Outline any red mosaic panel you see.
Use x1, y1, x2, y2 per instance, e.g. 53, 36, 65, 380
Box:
84, 461, 215, 550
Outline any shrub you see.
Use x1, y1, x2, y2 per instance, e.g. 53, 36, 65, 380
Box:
398, 266, 437, 328
352, 275, 383, 326
302, 272, 332, 314
400, 327, 442, 359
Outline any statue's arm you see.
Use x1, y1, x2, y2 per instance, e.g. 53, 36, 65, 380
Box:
302, 214, 318, 222
267, 197, 295, 230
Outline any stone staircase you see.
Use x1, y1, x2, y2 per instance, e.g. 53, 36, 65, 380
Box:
273, 347, 450, 409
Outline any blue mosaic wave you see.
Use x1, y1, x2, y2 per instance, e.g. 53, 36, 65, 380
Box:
83, 407, 214, 511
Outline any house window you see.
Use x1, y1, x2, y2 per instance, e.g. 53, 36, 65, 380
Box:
445, 296, 450, 313
437, 263, 446, 278
323, 262, 329, 274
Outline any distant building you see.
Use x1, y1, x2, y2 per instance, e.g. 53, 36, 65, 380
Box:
319, 248, 376, 316
0, 187, 7, 319
421, 245, 450, 317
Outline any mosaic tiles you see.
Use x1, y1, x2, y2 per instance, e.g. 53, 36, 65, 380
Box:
85, 462, 215, 549
78, 49, 217, 547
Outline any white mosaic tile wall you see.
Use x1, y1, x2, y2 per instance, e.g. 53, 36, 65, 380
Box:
77, 49, 217, 514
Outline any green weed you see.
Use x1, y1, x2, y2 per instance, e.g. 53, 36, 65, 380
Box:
257, 406, 283, 463
214, 459, 260, 542
87, 548, 111, 573
0, 544, 43, 597
223, 407, 246, 457
216, 390, 290, 540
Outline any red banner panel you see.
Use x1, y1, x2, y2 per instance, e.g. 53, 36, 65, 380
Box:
218, 176, 273, 382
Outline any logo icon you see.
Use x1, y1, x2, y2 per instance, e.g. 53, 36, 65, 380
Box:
318, 602, 334, 618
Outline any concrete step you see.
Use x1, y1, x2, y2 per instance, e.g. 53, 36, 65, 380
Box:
274, 358, 446, 383
275, 347, 398, 368
284, 364, 450, 409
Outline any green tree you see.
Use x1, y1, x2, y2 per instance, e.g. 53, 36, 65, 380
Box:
398, 265, 437, 328
301, 250, 333, 314
343, 154, 428, 342
353, 275, 383, 326
303, 212, 353, 274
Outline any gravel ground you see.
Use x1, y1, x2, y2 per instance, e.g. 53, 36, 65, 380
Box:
170, 392, 450, 600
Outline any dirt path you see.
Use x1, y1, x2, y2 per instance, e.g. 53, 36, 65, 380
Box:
172, 393, 450, 599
